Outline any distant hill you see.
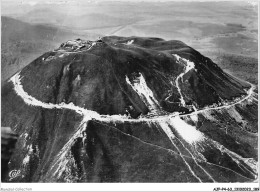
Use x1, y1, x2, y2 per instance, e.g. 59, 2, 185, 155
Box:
1, 16, 97, 83
19, 8, 66, 26
12, 7, 138, 30
61, 13, 138, 30
2, 16, 67, 42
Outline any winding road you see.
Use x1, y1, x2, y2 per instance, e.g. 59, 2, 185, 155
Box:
10, 53, 256, 123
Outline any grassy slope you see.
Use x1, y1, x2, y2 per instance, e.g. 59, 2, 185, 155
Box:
207, 52, 258, 86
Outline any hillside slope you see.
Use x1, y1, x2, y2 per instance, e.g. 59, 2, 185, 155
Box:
1, 37, 258, 182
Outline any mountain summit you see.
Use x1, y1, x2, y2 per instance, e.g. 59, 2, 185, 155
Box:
2, 36, 258, 182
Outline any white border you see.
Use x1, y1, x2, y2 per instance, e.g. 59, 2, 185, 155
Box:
1, 0, 259, 191
1, 183, 259, 192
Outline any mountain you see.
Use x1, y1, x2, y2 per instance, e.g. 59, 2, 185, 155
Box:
1, 36, 258, 182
